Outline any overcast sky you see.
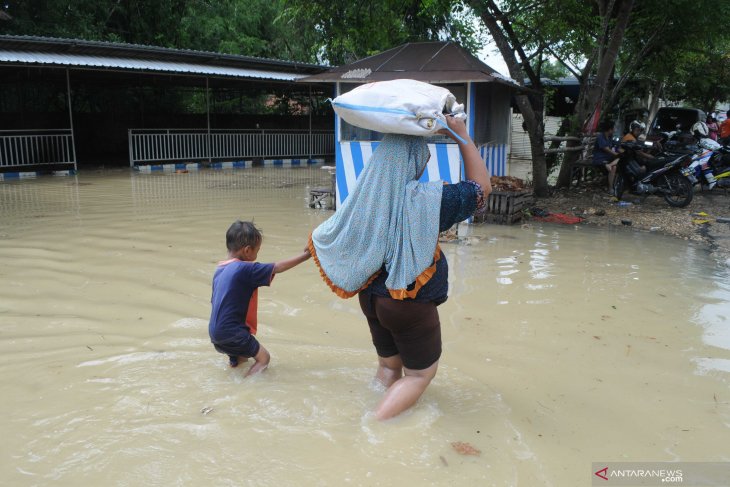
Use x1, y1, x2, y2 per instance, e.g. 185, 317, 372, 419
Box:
477, 41, 511, 79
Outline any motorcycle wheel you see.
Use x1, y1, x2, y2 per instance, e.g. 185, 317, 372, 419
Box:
613, 172, 625, 199
661, 174, 693, 207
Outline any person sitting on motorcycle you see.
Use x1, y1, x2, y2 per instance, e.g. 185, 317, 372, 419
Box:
592, 120, 619, 194
621, 120, 646, 144
621, 120, 657, 172
693, 121, 710, 141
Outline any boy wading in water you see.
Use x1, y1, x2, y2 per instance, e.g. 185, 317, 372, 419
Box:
209, 221, 310, 376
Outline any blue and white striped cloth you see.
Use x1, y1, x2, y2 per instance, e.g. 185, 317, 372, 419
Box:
335, 141, 508, 206
479, 144, 508, 178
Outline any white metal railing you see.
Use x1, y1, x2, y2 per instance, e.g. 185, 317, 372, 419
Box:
0, 129, 76, 169
128, 129, 335, 166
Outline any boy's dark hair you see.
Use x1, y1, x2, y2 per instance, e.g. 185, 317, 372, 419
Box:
226, 221, 262, 252
598, 120, 614, 132
599, 120, 614, 132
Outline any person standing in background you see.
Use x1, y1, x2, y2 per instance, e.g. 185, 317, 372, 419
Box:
707, 115, 719, 141
719, 112, 730, 143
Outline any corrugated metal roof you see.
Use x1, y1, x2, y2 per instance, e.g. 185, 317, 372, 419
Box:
0, 35, 330, 81
0, 35, 326, 71
0, 50, 306, 80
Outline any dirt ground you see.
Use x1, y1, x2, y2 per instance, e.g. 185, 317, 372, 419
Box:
526, 182, 730, 263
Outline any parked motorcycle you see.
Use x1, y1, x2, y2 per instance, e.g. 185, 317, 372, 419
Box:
665, 122, 730, 189
709, 142, 730, 173
613, 142, 694, 207
709, 146, 730, 188
686, 137, 720, 189
647, 128, 695, 154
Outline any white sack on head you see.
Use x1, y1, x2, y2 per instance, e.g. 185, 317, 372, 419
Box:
331, 79, 467, 140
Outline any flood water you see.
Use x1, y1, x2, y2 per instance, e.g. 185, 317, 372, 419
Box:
1, 167, 729, 486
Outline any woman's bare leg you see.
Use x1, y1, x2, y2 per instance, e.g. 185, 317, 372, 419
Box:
375, 360, 439, 421
376, 354, 403, 388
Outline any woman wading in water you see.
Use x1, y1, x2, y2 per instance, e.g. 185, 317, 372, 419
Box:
309, 116, 490, 420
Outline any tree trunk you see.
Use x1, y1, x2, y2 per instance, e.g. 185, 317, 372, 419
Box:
471, 0, 550, 196
647, 80, 664, 123
555, 0, 635, 188
516, 94, 548, 196
529, 130, 549, 196
545, 117, 570, 173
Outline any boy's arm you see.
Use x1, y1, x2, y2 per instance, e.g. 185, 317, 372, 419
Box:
272, 249, 311, 274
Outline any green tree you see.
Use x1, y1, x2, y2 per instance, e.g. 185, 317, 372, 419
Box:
664, 50, 730, 113
281, 0, 484, 65
536, 60, 569, 81
0, 0, 319, 62
467, 0, 729, 190
602, 0, 730, 119
463, 0, 636, 195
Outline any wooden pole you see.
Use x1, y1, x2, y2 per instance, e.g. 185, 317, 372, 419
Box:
544, 135, 583, 143
65, 69, 77, 170
206, 77, 211, 164
544, 146, 584, 154
308, 84, 313, 162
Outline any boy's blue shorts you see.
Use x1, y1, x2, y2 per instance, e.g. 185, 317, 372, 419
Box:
213, 335, 260, 365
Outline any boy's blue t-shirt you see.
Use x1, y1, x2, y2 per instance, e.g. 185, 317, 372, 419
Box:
208, 260, 275, 344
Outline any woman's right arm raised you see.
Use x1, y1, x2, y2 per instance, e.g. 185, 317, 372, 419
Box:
440, 116, 492, 196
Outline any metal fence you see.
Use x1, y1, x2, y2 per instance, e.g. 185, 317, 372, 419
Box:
0, 129, 76, 169
128, 129, 335, 166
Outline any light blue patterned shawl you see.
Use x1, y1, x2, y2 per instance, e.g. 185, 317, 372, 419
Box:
311, 135, 443, 296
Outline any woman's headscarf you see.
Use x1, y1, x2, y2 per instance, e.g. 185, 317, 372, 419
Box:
309, 134, 443, 298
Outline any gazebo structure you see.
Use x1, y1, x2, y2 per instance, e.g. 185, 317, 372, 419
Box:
301, 41, 518, 207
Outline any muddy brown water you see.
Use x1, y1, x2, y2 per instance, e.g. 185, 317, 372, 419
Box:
1, 167, 729, 486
